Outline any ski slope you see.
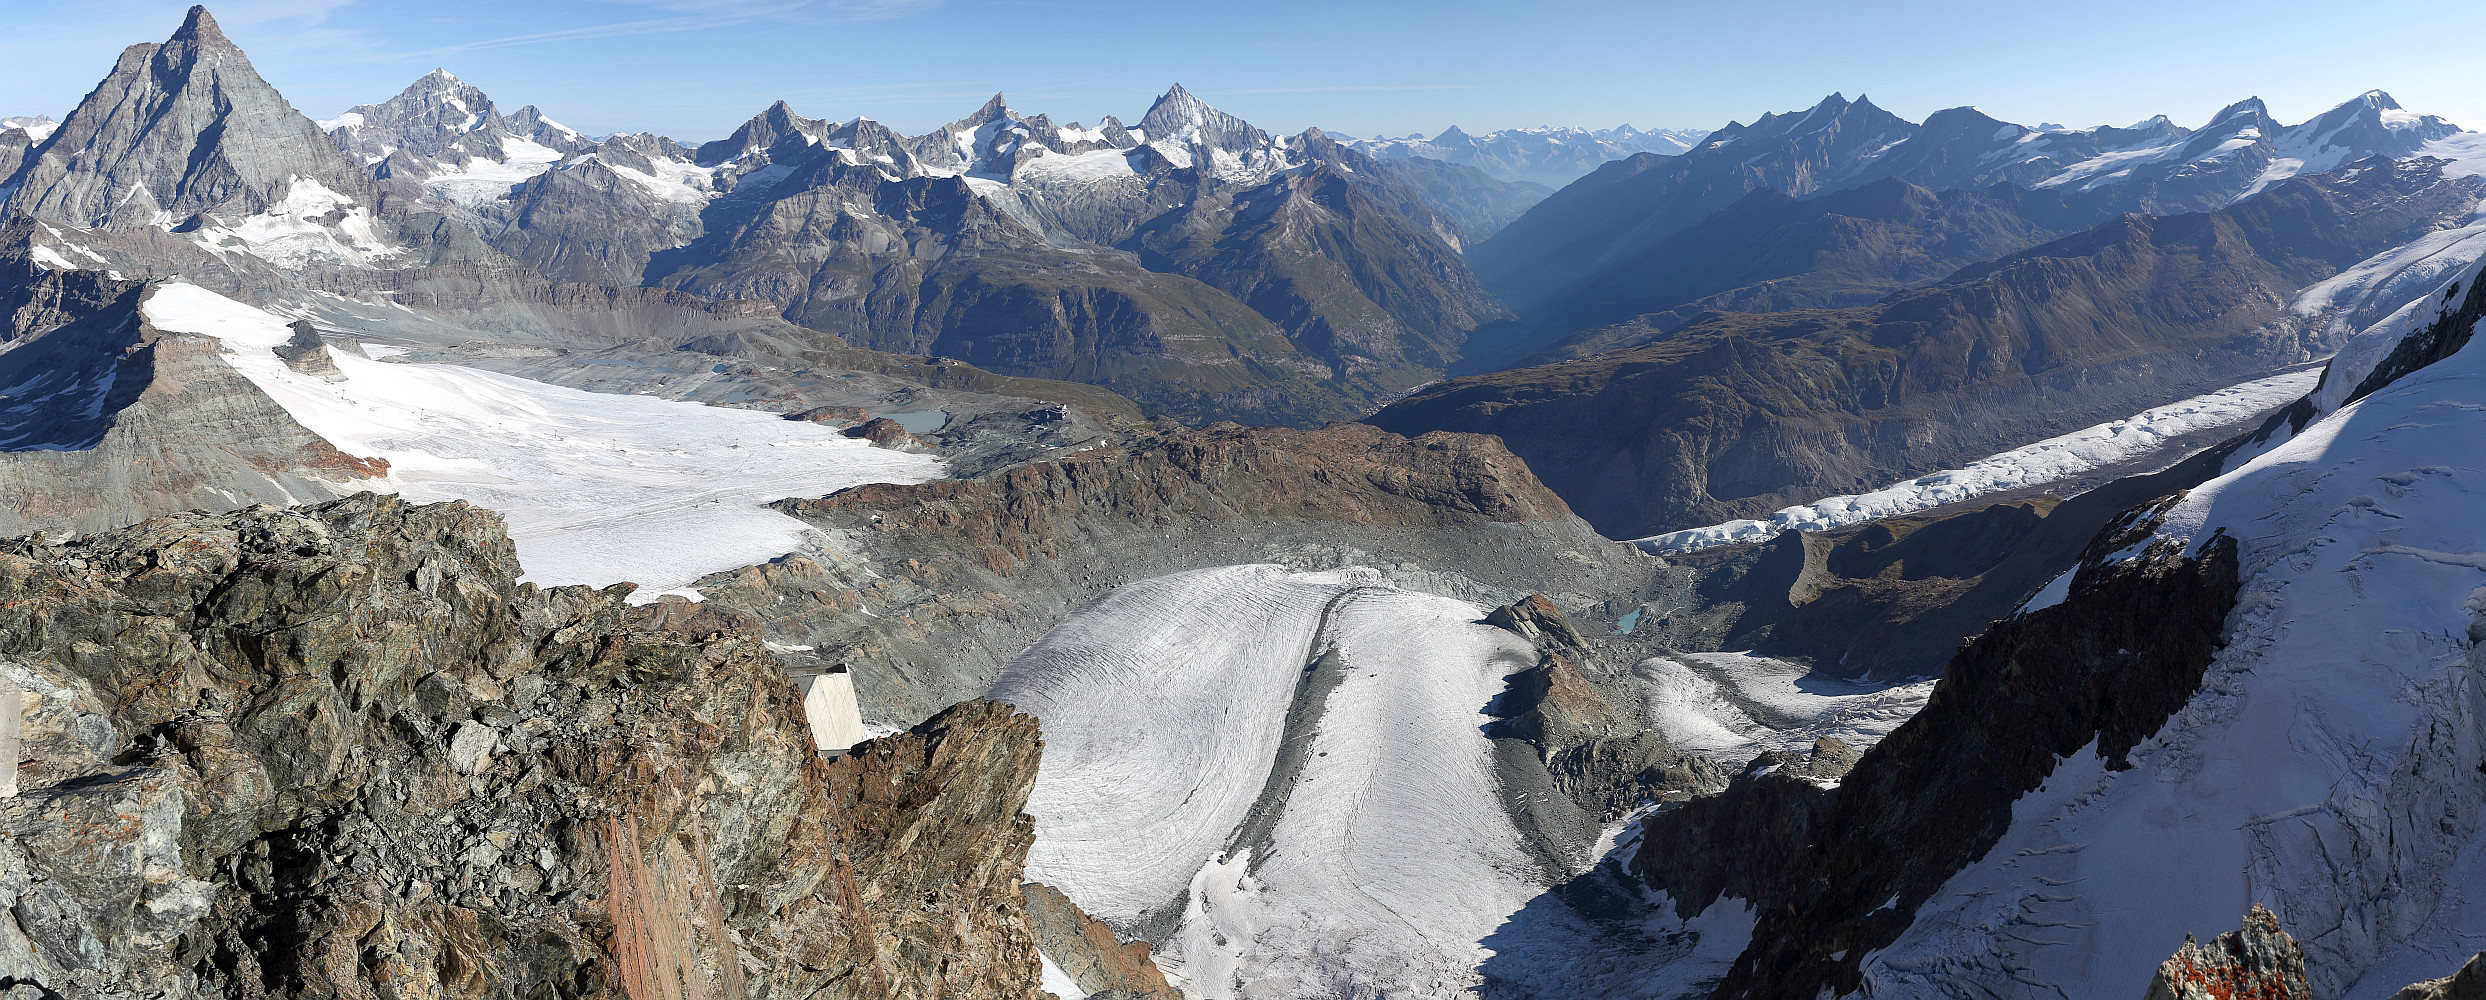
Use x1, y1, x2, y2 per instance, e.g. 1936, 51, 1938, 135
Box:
993, 566, 1545, 999
140, 283, 942, 599
1862, 261, 2486, 998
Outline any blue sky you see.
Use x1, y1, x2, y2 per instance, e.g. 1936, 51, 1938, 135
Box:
5, 0, 2482, 143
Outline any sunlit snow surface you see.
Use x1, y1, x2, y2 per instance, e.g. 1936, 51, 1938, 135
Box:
1863, 263, 2486, 999
995, 566, 1546, 999
1637, 652, 1935, 770
1638, 366, 2321, 554
140, 284, 942, 599
996, 567, 1933, 998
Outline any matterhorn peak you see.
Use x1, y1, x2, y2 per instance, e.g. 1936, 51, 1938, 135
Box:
170, 5, 229, 46
3, 2, 373, 230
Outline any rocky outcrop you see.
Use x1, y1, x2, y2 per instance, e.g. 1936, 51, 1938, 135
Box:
1020, 883, 1178, 1000
842, 417, 928, 451
1631, 494, 2243, 999
696, 422, 1663, 725
3, 6, 378, 232
2389, 953, 2486, 1000
274, 319, 344, 381
2142, 906, 2312, 1000
1482, 594, 1726, 850
0, 494, 1068, 1000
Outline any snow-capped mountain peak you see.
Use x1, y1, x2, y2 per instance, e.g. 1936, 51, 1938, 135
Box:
1137, 83, 1270, 156
322, 68, 594, 208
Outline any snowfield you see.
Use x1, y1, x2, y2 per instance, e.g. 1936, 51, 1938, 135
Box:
1862, 261, 2486, 998
1635, 652, 1935, 770
1637, 366, 2321, 554
140, 283, 942, 599
995, 566, 1545, 999
996, 567, 1939, 999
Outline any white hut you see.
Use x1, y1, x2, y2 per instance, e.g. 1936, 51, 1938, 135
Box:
798, 666, 866, 754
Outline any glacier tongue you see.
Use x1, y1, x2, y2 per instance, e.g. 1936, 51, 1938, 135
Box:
993, 566, 1545, 999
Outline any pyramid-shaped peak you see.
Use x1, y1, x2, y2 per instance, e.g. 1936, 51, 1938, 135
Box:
424, 68, 461, 83
173, 5, 229, 45
973, 93, 1010, 119
2209, 96, 2272, 124
1139, 83, 1265, 152
5, 0, 375, 231
2356, 89, 2400, 108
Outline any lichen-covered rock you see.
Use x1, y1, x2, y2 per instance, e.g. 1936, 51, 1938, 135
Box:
2142, 905, 2311, 1000
0, 493, 1060, 1000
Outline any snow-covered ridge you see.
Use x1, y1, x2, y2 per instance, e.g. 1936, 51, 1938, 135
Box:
1865, 255, 2486, 1000
1, 115, 57, 143
138, 284, 943, 600
1636, 365, 2323, 554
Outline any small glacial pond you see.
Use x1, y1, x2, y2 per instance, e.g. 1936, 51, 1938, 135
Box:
873, 409, 949, 434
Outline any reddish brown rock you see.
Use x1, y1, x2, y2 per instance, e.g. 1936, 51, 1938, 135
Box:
1021, 882, 1180, 999
2144, 905, 2312, 1000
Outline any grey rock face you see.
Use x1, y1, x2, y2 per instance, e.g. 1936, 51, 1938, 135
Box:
1135, 83, 1270, 160
1629, 503, 2243, 1000
3, 6, 378, 231
0, 265, 370, 537
2387, 952, 2486, 1000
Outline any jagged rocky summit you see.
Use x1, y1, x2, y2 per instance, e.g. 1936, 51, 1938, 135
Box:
0, 493, 1141, 1000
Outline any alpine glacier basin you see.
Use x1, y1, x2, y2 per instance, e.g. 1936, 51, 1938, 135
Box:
139, 283, 943, 598
991, 565, 1544, 999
